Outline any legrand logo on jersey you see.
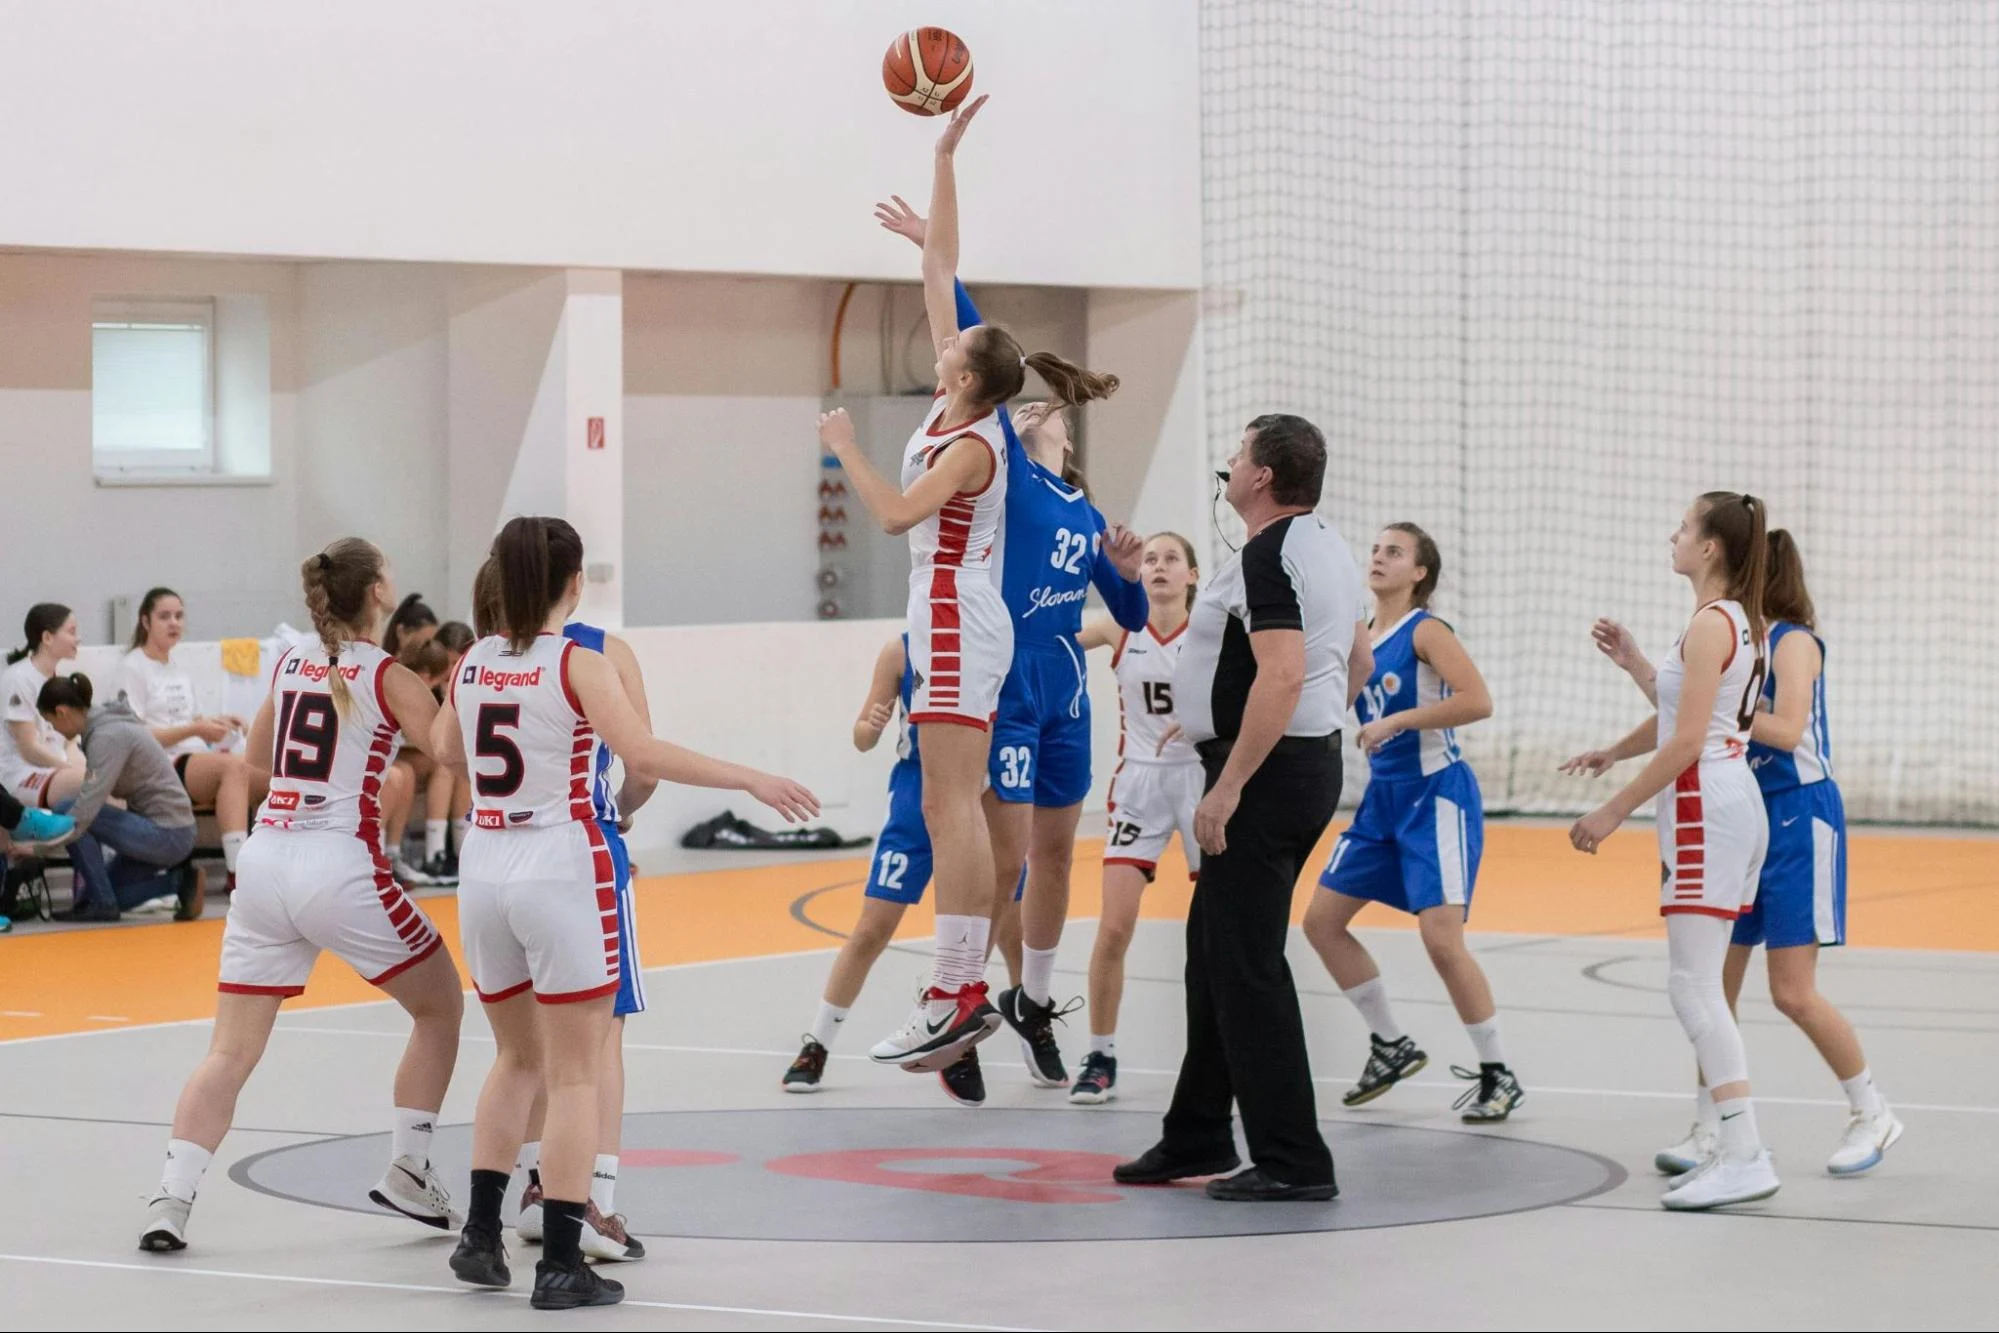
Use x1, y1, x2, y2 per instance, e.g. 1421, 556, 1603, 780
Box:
471, 666, 545, 691
287, 659, 364, 683
1022, 585, 1090, 617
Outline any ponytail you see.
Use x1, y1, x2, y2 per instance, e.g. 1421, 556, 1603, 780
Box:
1024, 350, 1120, 407
470, 558, 503, 640
9, 603, 72, 666
1697, 491, 1768, 644
1763, 529, 1816, 631
36, 672, 94, 714
382, 592, 438, 656
300, 538, 385, 717
962, 324, 1119, 410
490, 517, 584, 655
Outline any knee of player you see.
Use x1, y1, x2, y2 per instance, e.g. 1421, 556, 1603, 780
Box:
1767, 973, 1820, 1021
1301, 902, 1351, 947
1417, 918, 1468, 965
1092, 920, 1136, 958
1664, 967, 1721, 1037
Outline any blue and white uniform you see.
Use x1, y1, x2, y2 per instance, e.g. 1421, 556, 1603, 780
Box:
866, 635, 933, 906
1319, 609, 1484, 916
953, 281, 1149, 807
562, 622, 645, 1016
1737, 621, 1845, 949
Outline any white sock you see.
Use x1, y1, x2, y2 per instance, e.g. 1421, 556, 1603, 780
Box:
1840, 1068, 1883, 1117
932, 914, 991, 991
1022, 946, 1058, 1007
1464, 1016, 1506, 1067
1715, 1096, 1762, 1162
425, 819, 448, 860
1090, 1033, 1116, 1057
589, 1154, 618, 1214
160, 1138, 213, 1203
809, 1001, 848, 1049
1341, 977, 1404, 1042
517, 1140, 542, 1187
391, 1107, 436, 1166
220, 831, 246, 874
1695, 1084, 1720, 1132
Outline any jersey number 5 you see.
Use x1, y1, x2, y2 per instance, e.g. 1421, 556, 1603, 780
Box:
273, 691, 338, 782
474, 704, 526, 798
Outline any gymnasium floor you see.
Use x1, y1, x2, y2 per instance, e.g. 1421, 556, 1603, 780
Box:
3, 822, 1996, 1330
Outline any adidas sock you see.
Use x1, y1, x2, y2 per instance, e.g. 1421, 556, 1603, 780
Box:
590, 1155, 618, 1214
391, 1107, 436, 1165
1341, 977, 1404, 1042
1695, 1085, 1720, 1133
933, 914, 991, 990
468, 1168, 509, 1233
809, 1001, 848, 1049
1840, 1068, 1883, 1117
220, 831, 246, 874
425, 819, 448, 860
517, 1140, 542, 1191
1715, 1096, 1762, 1162
1464, 1016, 1506, 1067
1090, 1033, 1116, 1057
160, 1138, 213, 1203
543, 1198, 587, 1266
1022, 945, 1058, 1007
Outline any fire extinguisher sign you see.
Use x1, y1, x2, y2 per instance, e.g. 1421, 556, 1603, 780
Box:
586, 417, 606, 451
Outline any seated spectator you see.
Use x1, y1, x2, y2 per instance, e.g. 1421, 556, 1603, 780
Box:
382, 637, 467, 886
2, 603, 88, 811
381, 593, 438, 657
38, 674, 203, 922
121, 587, 265, 888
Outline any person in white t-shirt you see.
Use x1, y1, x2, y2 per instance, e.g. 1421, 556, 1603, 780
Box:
121, 588, 261, 885
2, 603, 87, 810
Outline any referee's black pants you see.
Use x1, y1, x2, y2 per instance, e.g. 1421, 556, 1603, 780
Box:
1160, 736, 1341, 1187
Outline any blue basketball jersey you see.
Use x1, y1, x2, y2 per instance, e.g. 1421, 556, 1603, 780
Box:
1748, 621, 1833, 794
560, 621, 620, 825
893, 632, 918, 762
1356, 609, 1464, 781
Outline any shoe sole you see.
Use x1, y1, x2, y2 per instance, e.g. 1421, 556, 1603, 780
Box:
1341, 1054, 1428, 1107
581, 1234, 643, 1263
1654, 1151, 1705, 1176
1017, 1035, 1068, 1089
1826, 1117, 1905, 1177
1207, 1184, 1340, 1202
450, 1255, 512, 1288
781, 1080, 824, 1094
138, 1228, 186, 1253
883, 1011, 1005, 1072
1660, 1179, 1781, 1211
531, 1287, 626, 1310
367, 1187, 455, 1230
1069, 1087, 1117, 1106
1461, 1093, 1523, 1124
1113, 1157, 1242, 1186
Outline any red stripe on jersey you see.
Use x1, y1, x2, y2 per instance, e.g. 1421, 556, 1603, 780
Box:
373, 658, 398, 731
559, 640, 586, 718
569, 719, 596, 823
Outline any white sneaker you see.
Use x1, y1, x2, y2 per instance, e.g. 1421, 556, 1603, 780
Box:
581, 1202, 646, 1262
1827, 1106, 1904, 1176
138, 1193, 191, 1252
367, 1156, 464, 1230
868, 982, 1000, 1071
515, 1182, 544, 1243
1653, 1122, 1719, 1175
131, 894, 180, 915
1660, 1150, 1781, 1211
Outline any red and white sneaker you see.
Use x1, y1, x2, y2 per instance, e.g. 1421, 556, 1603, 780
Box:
869, 982, 1002, 1072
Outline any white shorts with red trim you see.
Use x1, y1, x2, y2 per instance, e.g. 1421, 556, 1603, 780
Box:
0, 763, 58, 808
905, 567, 1011, 730
1657, 758, 1768, 920
1103, 760, 1205, 882
217, 829, 442, 996
458, 820, 620, 1005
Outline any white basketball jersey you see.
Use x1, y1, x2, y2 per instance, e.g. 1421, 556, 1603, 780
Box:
1113, 622, 1196, 766
258, 641, 400, 837
901, 395, 1006, 576
1656, 600, 1764, 765
454, 634, 596, 830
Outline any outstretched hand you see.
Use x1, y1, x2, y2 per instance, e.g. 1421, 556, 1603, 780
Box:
1104, 523, 1144, 581
1559, 749, 1616, 778
1590, 618, 1648, 675
748, 772, 821, 824
875, 195, 927, 248
818, 409, 856, 450
935, 94, 987, 156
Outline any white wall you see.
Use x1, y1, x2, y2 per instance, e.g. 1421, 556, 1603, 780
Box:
0, 0, 1202, 290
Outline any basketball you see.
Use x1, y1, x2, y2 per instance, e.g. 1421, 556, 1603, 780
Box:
882, 27, 974, 117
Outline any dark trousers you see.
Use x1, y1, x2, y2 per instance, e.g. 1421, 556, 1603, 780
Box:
1160, 736, 1342, 1185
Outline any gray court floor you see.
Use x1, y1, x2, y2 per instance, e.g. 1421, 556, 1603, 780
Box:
3, 921, 1996, 1330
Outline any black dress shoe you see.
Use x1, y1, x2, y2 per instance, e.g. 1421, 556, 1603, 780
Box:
1112, 1143, 1242, 1185
1205, 1167, 1339, 1201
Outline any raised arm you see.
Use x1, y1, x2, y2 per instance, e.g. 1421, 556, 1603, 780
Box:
1089, 516, 1150, 632
568, 647, 819, 822
852, 637, 906, 754
920, 96, 987, 357
1750, 629, 1819, 753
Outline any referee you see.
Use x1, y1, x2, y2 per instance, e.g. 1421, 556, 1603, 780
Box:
1114, 413, 1370, 1202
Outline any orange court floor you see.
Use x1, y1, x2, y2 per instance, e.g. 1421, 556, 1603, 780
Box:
3, 822, 1994, 1043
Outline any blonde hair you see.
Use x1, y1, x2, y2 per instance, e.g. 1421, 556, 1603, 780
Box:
300, 538, 383, 716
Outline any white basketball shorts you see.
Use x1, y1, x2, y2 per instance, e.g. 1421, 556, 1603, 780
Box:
1658, 758, 1769, 920
1103, 759, 1205, 881
458, 820, 622, 1005
906, 568, 1012, 730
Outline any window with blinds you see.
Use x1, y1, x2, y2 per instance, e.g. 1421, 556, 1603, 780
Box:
91, 299, 215, 475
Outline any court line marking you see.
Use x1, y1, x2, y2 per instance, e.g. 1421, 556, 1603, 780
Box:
1565, 1201, 1999, 1235
0, 1253, 1040, 1331
270, 1025, 1999, 1118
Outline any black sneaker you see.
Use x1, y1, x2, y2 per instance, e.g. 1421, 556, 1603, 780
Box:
1452, 1063, 1524, 1122
450, 1225, 512, 1288
783, 1037, 828, 1093
531, 1257, 625, 1310
996, 985, 1080, 1088
1342, 1033, 1428, 1107
420, 851, 459, 887
938, 1047, 986, 1106
1069, 1051, 1117, 1105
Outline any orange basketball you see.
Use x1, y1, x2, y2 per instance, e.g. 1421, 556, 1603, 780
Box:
882, 27, 974, 117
